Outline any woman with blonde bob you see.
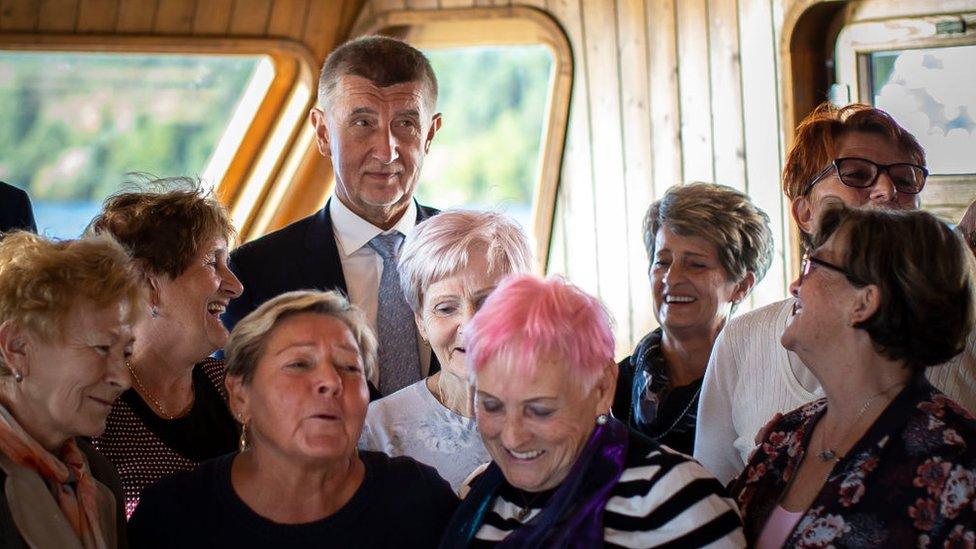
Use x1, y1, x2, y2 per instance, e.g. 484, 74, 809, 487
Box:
129, 290, 458, 548
360, 210, 531, 490
440, 274, 744, 548
0, 232, 142, 548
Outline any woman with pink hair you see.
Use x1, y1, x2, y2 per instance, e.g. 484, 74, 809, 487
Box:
440, 274, 744, 548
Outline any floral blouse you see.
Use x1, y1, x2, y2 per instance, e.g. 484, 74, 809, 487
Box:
731, 375, 976, 548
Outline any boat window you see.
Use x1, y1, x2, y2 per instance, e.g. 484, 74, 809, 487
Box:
868, 45, 976, 176
0, 52, 273, 238
415, 44, 553, 234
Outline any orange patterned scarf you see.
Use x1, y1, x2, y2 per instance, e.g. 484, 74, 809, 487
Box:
0, 405, 108, 549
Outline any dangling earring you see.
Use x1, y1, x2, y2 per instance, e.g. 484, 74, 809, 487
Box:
596, 413, 609, 426
238, 415, 249, 451
150, 305, 159, 319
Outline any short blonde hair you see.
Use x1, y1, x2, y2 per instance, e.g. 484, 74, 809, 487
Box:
0, 232, 144, 373
398, 210, 532, 313
225, 290, 377, 384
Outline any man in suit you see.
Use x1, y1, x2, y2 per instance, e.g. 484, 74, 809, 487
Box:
225, 36, 442, 399
0, 182, 37, 234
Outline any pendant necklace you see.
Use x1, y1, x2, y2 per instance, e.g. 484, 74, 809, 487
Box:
817, 380, 905, 462
514, 491, 546, 521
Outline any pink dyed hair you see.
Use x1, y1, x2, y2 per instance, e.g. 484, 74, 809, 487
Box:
466, 274, 614, 389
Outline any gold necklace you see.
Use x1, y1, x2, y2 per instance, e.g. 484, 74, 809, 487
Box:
126, 361, 191, 420
816, 380, 906, 462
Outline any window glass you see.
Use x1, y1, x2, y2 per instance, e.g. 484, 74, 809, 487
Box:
870, 45, 976, 175
415, 45, 553, 233
0, 52, 273, 238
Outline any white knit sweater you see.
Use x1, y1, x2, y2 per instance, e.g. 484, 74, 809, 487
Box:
694, 297, 976, 485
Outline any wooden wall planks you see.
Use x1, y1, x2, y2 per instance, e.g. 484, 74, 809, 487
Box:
4, 0, 363, 59
356, 0, 797, 354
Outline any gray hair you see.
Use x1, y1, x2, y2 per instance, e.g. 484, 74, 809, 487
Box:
643, 182, 775, 285
317, 35, 438, 113
398, 210, 532, 313
225, 290, 377, 384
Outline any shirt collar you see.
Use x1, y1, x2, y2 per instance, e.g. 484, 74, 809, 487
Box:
329, 196, 418, 257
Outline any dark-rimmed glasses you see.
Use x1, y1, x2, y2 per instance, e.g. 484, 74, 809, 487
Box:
799, 255, 867, 287
803, 157, 928, 196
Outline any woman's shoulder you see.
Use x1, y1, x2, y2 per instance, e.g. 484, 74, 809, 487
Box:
360, 449, 451, 489
358, 451, 459, 528
604, 432, 744, 546
623, 432, 733, 490
136, 452, 231, 504
197, 357, 227, 392
908, 389, 976, 460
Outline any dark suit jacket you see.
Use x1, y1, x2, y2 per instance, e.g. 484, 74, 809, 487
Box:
225, 199, 440, 399
0, 182, 37, 234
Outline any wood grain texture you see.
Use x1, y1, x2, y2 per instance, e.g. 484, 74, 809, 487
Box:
75, 0, 118, 32
0, 0, 40, 30
116, 0, 157, 33
230, 0, 272, 35
616, 0, 655, 344
546, 0, 600, 294
36, 0, 80, 31
581, 0, 634, 350
707, 0, 746, 191
267, 0, 309, 38
675, 0, 714, 185
153, 0, 195, 33
191, 0, 232, 34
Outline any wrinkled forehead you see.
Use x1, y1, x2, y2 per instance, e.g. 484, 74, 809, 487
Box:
326, 75, 433, 118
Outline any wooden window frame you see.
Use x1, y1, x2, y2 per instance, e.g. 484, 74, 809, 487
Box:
351, 6, 574, 274
834, 11, 976, 223
0, 34, 319, 237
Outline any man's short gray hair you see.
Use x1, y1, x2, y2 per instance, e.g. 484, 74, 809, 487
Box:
225, 290, 377, 384
398, 210, 532, 313
317, 35, 438, 112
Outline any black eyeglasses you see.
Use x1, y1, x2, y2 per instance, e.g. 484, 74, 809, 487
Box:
799, 255, 867, 287
803, 157, 928, 196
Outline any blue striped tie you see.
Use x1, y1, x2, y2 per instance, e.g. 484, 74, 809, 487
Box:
368, 232, 421, 395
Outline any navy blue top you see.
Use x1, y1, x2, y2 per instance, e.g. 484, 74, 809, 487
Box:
128, 450, 458, 548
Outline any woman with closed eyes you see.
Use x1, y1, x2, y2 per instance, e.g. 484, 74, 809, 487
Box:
440, 275, 744, 548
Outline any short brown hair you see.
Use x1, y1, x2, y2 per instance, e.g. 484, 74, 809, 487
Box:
225, 290, 377, 385
813, 205, 973, 371
317, 35, 438, 112
88, 178, 236, 279
0, 232, 143, 374
644, 182, 775, 286
783, 102, 925, 200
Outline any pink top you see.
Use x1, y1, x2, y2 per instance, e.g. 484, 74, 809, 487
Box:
756, 505, 804, 549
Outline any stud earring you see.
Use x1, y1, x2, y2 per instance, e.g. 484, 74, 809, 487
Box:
13, 372, 23, 383
596, 413, 609, 426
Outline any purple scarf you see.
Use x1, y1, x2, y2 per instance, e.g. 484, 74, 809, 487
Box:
439, 417, 629, 548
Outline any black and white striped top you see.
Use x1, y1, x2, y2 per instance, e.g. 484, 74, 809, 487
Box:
463, 433, 745, 548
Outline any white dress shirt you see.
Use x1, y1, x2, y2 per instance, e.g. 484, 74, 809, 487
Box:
329, 196, 432, 388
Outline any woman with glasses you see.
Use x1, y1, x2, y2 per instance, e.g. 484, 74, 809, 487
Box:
730, 204, 976, 547
695, 103, 976, 486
